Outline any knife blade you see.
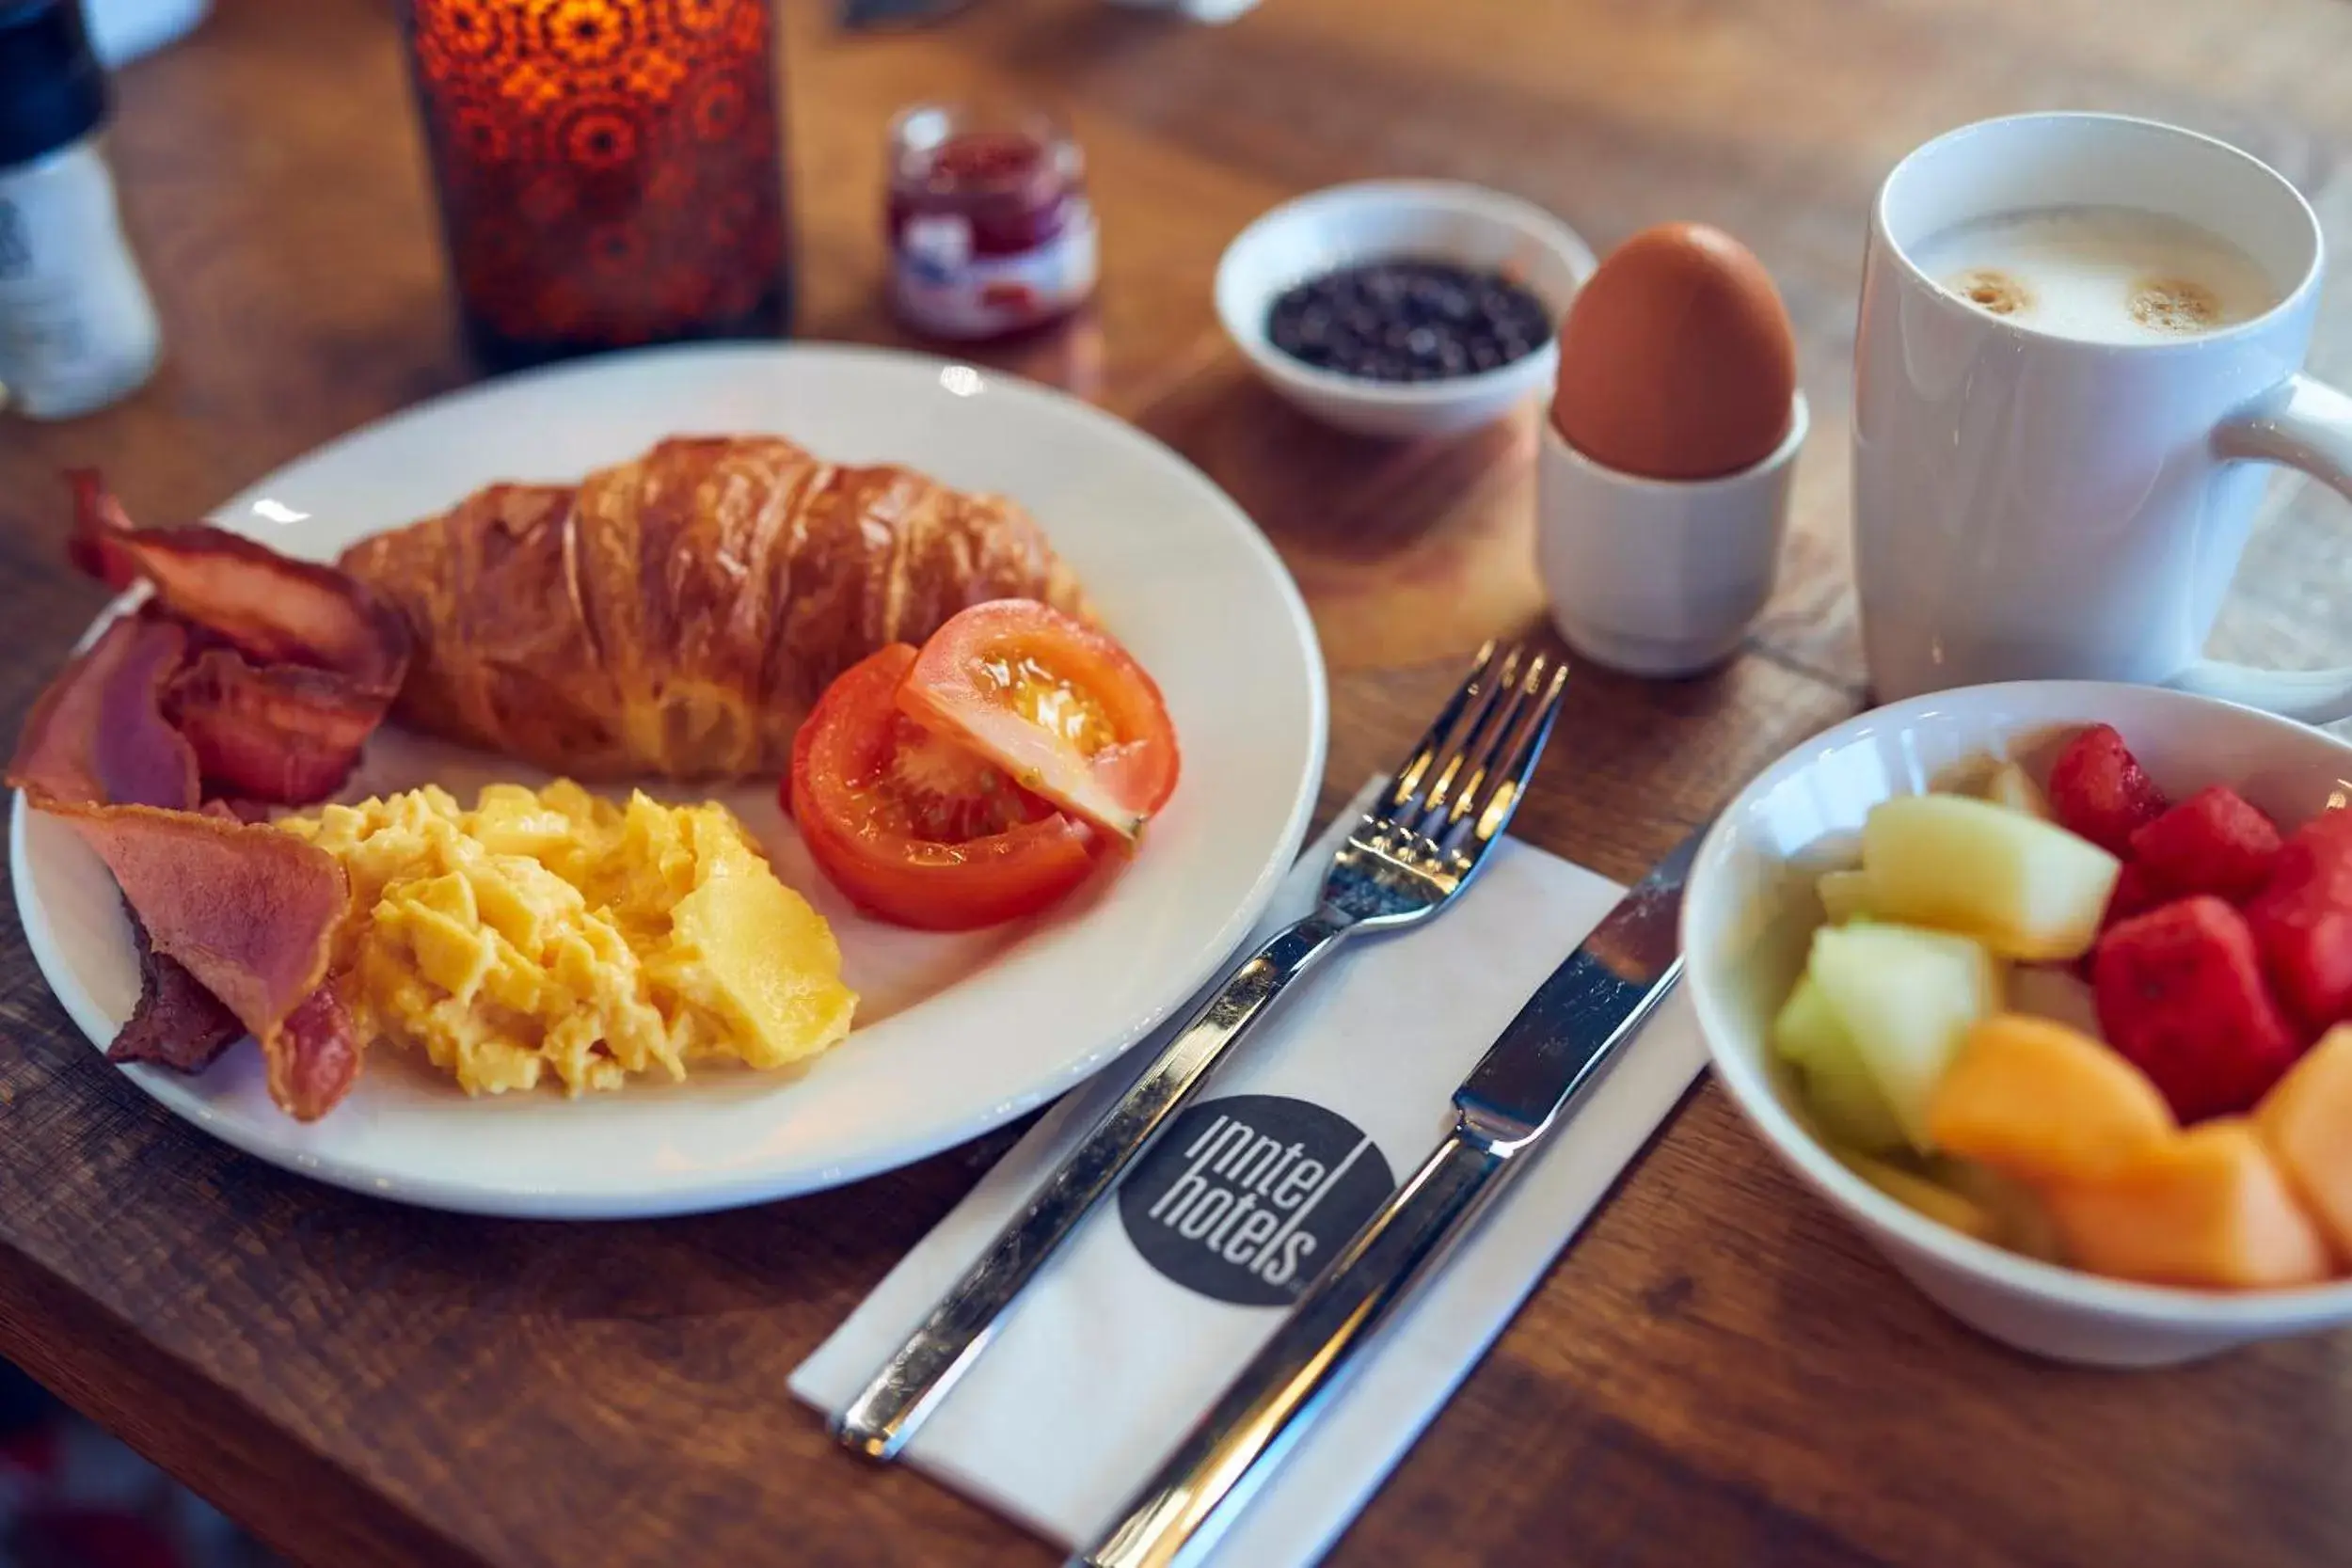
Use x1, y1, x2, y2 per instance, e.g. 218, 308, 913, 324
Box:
1074, 823, 1705, 1568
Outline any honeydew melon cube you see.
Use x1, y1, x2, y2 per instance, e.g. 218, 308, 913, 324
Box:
1861, 793, 2121, 961
1772, 974, 1907, 1153
1806, 920, 2003, 1151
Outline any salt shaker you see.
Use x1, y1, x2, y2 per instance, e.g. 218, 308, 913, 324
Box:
0, 0, 161, 420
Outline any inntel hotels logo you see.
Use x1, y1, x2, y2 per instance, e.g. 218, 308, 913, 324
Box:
1119, 1093, 1396, 1307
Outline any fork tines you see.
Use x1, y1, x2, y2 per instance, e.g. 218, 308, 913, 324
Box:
1380, 641, 1569, 858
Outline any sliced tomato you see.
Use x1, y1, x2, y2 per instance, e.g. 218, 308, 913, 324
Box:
898, 600, 1180, 843
787, 644, 1098, 930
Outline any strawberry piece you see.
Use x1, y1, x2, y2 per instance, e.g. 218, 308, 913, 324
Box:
2046, 724, 2169, 857
2128, 785, 2283, 903
2102, 860, 2168, 929
2092, 895, 2301, 1122
2245, 812, 2352, 1030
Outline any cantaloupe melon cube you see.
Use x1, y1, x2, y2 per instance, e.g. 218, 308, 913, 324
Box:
1862, 794, 2121, 961
1831, 1146, 2001, 1243
2042, 1121, 2332, 1290
2253, 1024, 2352, 1262
1926, 1014, 2175, 1185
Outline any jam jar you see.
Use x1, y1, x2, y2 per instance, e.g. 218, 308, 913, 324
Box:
886, 103, 1096, 341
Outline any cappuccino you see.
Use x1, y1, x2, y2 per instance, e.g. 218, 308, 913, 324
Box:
1910, 205, 2279, 344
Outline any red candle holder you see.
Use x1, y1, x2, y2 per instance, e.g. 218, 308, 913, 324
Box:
404, 0, 790, 370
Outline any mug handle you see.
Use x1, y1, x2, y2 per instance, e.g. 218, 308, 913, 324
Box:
2182, 374, 2352, 724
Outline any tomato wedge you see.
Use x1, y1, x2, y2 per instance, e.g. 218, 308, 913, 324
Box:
787, 644, 1098, 930
898, 600, 1180, 843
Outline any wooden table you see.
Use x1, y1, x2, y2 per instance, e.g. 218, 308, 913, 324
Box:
5, 1, 2352, 1563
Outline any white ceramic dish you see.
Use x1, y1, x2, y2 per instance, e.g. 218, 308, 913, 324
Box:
1215, 180, 1596, 440
1682, 679, 2352, 1366
11, 342, 1327, 1219
1535, 393, 1808, 678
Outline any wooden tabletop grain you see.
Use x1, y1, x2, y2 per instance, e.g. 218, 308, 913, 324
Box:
5, 1, 2352, 1564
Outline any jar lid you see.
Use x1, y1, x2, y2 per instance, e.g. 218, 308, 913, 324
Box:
0, 0, 107, 172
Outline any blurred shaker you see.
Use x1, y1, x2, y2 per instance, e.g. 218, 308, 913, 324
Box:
0, 0, 161, 420
82, 0, 207, 65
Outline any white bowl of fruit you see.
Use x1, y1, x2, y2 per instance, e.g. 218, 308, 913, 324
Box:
1682, 680, 2352, 1366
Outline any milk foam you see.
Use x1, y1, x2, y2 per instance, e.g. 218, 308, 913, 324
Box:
1910, 205, 2280, 344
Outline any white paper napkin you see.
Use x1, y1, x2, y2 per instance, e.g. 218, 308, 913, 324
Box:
791, 784, 1709, 1565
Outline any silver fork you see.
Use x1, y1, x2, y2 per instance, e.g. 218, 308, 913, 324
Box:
834, 641, 1572, 1460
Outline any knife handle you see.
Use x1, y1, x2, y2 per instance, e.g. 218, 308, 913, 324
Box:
1077, 1125, 1510, 1568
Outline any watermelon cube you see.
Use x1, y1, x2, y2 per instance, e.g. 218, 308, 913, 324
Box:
2129, 785, 2283, 902
2102, 860, 2167, 929
2299, 806, 2352, 847
2245, 813, 2352, 1030
2092, 895, 2301, 1122
2047, 724, 2169, 857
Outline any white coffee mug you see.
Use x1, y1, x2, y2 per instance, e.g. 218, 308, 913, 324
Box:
1853, 112, 2352, 721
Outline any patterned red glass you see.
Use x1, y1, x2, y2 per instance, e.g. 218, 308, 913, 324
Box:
404, 0, 788, 368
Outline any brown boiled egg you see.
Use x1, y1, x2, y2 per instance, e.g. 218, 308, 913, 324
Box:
1550, 223, 1797, 481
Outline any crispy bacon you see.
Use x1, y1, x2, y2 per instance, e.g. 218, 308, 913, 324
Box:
56, 805, 342, 1038
37, 475, 413, 809
43, 802, 358, 1120
8, 617, 245, 1084
166, 643, 390, 805
109, 912, 243, 1074
63, 472, 145, 590
68, 469, 412, 689
9, 611, 198, 813
270, 985, 362, 1123
12, 471, 397, 1119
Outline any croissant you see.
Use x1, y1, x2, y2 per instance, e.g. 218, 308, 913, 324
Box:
338, 435, 1090, 780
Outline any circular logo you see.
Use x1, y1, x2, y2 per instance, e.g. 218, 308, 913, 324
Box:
1119, 1094, 1395, 1307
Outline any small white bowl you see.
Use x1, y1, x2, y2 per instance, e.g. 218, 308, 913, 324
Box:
1215, 180, 1597, 440
1682, 679, 2352, 1367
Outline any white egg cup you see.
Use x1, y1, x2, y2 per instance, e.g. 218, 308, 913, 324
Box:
1534, 393, 1807, 677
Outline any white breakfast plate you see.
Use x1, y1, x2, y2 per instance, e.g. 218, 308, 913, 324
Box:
11, 342, 1327, 1218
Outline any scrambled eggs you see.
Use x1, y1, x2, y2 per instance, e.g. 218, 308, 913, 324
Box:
278, 782, 856, 1096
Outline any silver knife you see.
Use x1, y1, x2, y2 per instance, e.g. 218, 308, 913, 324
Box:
1073, 823, 1704, 1568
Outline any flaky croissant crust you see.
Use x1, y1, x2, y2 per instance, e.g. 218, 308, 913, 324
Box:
339, 436, 1089, 780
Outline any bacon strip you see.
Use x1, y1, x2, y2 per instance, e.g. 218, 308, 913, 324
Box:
166, 644, 390, 805
44, 803, 358, 1120
109, 911, 244, 1074
270, 985, 361, 1123
44, 474, 412, 808
8, 611, 198, 813
69, 469, 412, 689
15, 472, 392, 1118
8, 616, 240, 1082
72, 806, 342, 1037
14, 778, 361, 1115
16, 474, 402, 1114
